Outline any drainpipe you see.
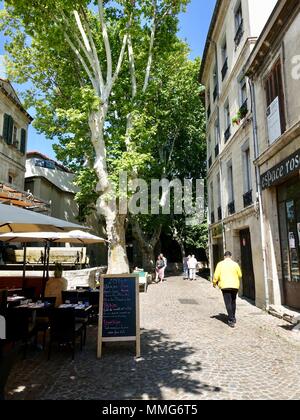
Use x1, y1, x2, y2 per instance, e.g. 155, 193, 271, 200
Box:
219, 158, 227, 253
249, 78, 270, 310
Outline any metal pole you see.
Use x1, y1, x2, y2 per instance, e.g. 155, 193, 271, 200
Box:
22, 243, 27, 282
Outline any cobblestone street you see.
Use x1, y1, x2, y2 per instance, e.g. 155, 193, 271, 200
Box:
6, 276, 300, 400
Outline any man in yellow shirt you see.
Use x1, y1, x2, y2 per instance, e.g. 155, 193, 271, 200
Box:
213, 251, 242, 328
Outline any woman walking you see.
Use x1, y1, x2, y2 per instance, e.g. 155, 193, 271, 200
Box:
155, 255, 165, 283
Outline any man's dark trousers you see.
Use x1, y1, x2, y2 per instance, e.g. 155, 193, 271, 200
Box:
222, 289, 238, 323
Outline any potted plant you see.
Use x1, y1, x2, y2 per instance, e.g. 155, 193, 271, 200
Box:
232, 104, 248, 126
232, 115, 241, 126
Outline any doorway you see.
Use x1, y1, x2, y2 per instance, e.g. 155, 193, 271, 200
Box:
240, 229, 256, 301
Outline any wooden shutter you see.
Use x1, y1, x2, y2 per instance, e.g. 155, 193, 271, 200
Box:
2, 113, 9, 142
6, 115, 14, 145
20, 128, 27, 154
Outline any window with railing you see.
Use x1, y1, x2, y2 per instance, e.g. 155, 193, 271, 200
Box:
218, 206, 222, 221
211, 212, 215, 224
213, 64, 218, 102
213, 84, 218, 102
224, 101, 231, 142
228, 201, 235, 215
208, 156, 212, 169
221, 38, 228, 81
227, 162, 235, 215
240, 77, 247, 107
234, 3, 244, 47
207, 104, 211, 120
221, 58, 228, 81
243, 190, 253, 208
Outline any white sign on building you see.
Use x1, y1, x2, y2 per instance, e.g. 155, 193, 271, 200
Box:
267, 97, 281, 144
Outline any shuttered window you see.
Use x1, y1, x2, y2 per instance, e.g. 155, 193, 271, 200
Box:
264, 60, 286, 133
20, 128, 27, 154
3, 114, 14, 145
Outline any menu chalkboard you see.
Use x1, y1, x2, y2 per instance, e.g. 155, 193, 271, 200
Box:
97, 274, 140, 358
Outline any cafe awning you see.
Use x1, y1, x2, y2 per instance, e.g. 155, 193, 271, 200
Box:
0, 203, 88, 233
0, 230, 107, 244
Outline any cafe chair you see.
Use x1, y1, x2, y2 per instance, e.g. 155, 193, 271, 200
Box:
48, 308, 84, 360
35, 297, 57, 350
22, 287, 36, 301
0, 290, 8, 317
6, 307, 38, 359
61, 291, 79, 304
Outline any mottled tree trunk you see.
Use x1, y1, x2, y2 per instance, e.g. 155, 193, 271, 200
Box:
90, 109, 129, 274
132, 219, 161, 272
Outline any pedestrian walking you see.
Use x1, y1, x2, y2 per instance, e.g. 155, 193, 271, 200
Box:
213, 251, 242, 328
155, 255, 165, 283
160, 254, 167, 281
188, 255, 198, 280
183, 255, 190, 280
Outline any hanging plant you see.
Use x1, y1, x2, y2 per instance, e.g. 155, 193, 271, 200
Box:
232, 104, 248, 126
232, 115, 241, 126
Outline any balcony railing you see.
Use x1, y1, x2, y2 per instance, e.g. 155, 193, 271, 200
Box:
213, 85, 218, 102
211, 212, 215, 224
228, 201, 235, 215
215, 144, 219, 158
234, 20, 244, 47
218, 206, 222, 221
207, 105, 211, 120
224, 126, 231, 143
243, 190, 253, 208
239, 99, 248, 119
221, 58, 228, 81
208, 156, 212, 169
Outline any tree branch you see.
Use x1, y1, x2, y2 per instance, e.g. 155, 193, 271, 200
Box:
64, 32, 98, 92
98, 0, 112, 84
127, 34, 137, 99
79, 7, 105, 95
110, 33, 128, 90
143, 0, 157, 93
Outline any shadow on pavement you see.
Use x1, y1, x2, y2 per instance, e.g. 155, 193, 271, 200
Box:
6, 327, 222, 400
211, 314, 228, 325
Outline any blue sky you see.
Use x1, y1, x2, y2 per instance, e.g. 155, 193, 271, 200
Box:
0, 0, 216, 161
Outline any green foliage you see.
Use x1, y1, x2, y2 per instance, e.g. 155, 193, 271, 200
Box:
0, 0, 207, 251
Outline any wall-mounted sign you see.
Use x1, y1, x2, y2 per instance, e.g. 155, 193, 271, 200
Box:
267, 97, 281, 144
261, 149, 300, 190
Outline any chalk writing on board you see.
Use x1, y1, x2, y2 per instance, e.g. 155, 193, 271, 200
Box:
102, 277, 136, 338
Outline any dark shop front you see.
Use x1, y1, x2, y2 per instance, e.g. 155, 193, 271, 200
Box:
261, 149, 300, 310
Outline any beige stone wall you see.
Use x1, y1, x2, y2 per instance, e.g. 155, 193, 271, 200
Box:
282, 12, 300, 128
203, 1, 278, 309
251, 7, 300, 308
0, 91, 29, 190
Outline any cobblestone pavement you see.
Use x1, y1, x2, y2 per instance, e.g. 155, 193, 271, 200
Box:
6, 276, 300, 400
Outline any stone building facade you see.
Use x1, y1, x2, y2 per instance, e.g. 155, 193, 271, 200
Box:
0, 78, 32, 190
246, 0, 300, 310
200, 0, 278, 308
25, 151, 80, 223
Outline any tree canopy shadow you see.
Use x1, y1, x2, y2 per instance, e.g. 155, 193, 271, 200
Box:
6, 327, 222, 400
